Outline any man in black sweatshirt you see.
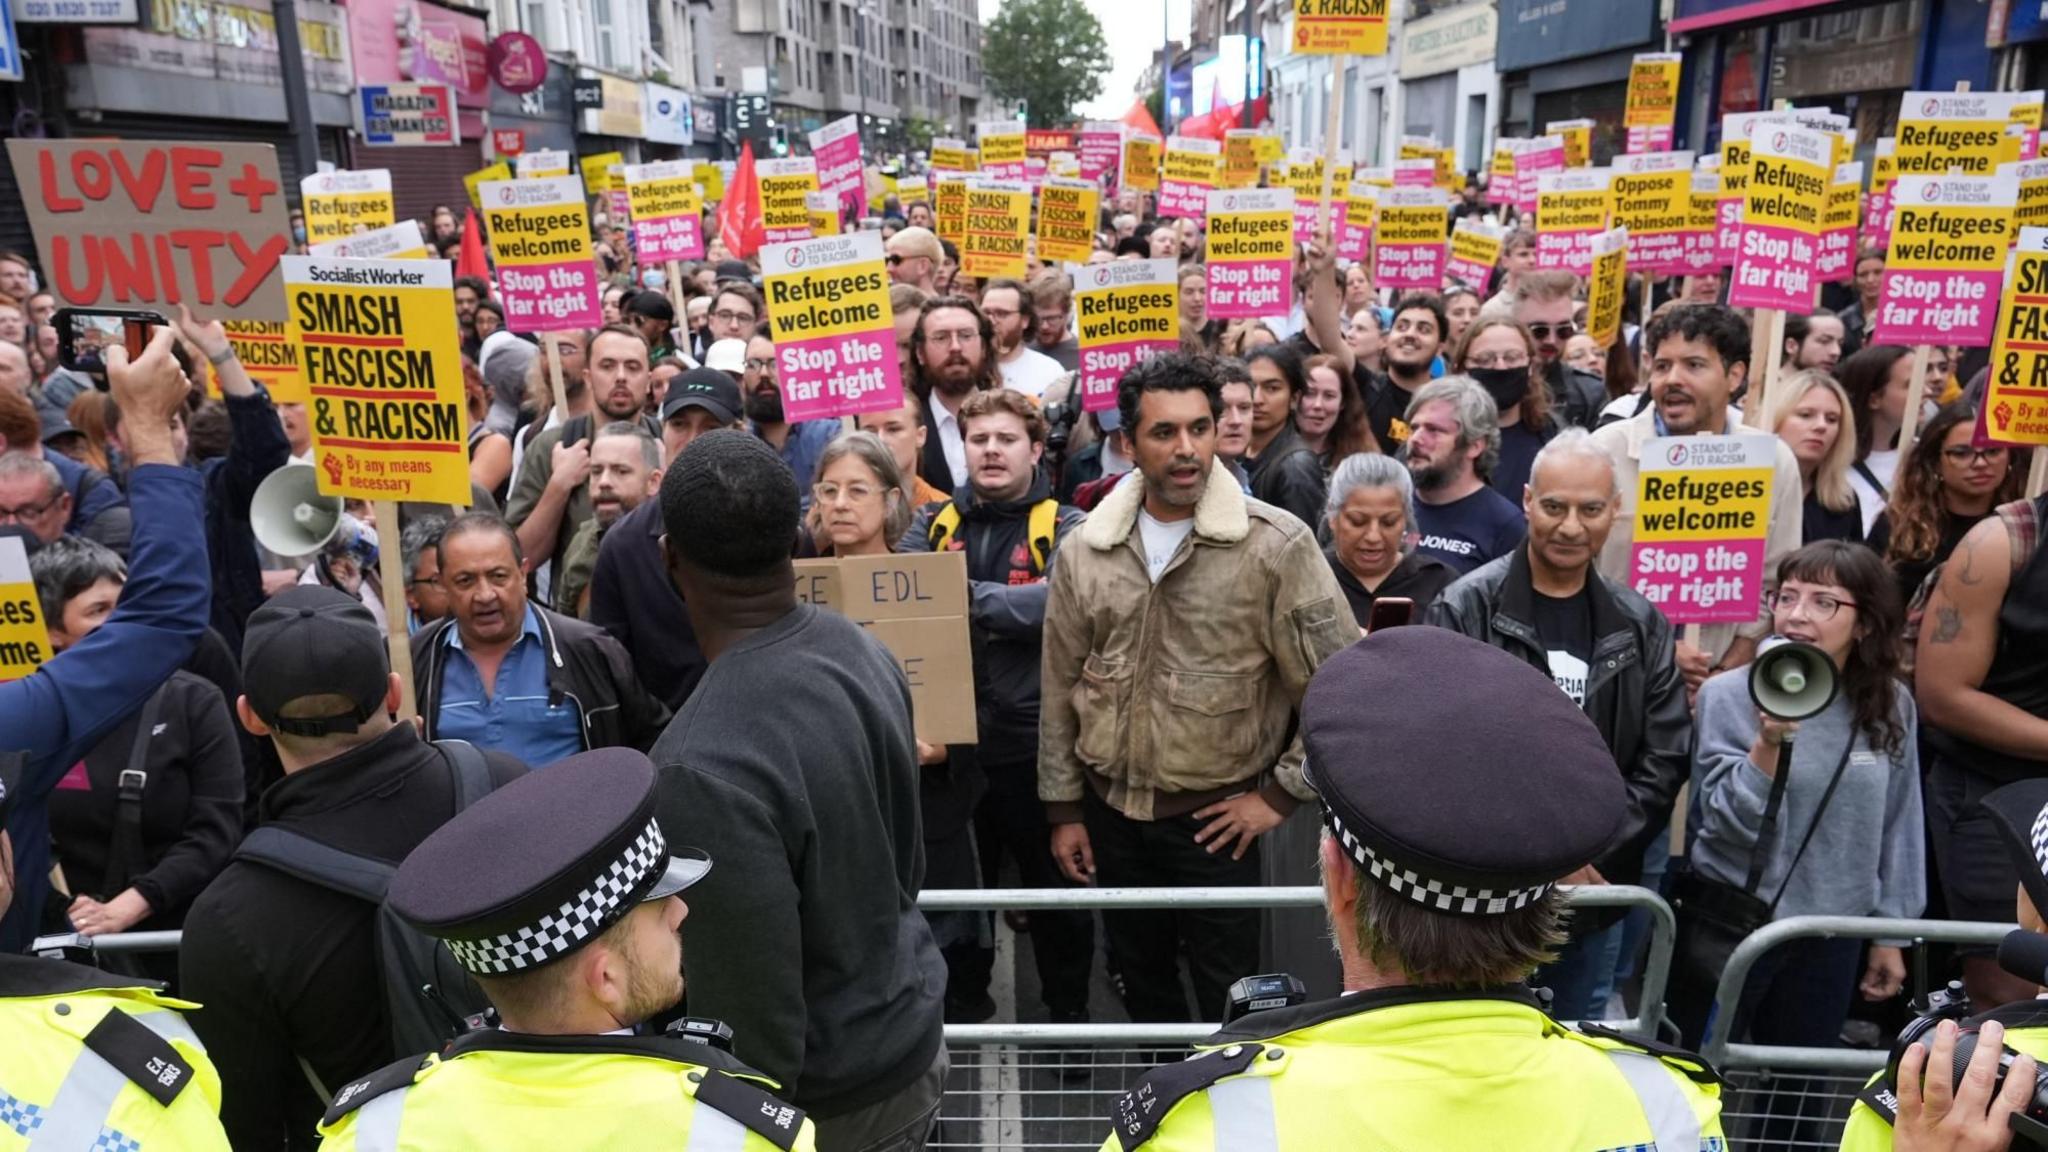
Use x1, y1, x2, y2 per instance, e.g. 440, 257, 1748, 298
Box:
651, 431, 948, 1150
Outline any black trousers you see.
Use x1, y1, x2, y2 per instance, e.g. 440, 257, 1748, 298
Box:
1082, 788, 1262, 1023
973, 752, 1094, 1018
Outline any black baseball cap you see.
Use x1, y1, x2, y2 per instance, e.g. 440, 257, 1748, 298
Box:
241, 586, 391, 736
660, 367, 743, 426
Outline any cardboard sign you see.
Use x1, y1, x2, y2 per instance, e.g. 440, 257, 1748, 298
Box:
1675, 166, 1724, 276
0, 537, 50, 682
1338, 182, 1378, 262
1896, 92, 2023, 177
1512, 136, 1567, 215
1074, 258, 1179, 412
933, 175, 969, 246
977, 121, 1028, 180
1080, 122, 1124, 189
930, 138, 976, 173
1536, 168, 1611, 276
218, 319, 302, 402
961, 179, 1031, 279
281, 256, 471, 506
1160, 137, 1222, 222
1875, 173, 2018, 348
309, 219, 430, 262
302, 170, 395, 245
7, 139, 293, 322
811, 115, 866, 219
1038, 178, 1101, 265
1984, 227, 2048, 444
760, 231, 902, 421
1373, 188, 1448, 291
1630, 435, 1776, 625
1609, 151, 1693, 273
464, 162, 510, 211
1548, 119, 1595, 169
1124, 135, 1162, 192
1585, 228, 1628, 348
1728, 123, 1830, 312
794, 551, 976, 745
516, 149, 570, 179
1624, 54, 1681, 153
1816, 161, 1863, 283
1444, 219, 1506, 290
805, 191, 842, 237
623, 161, 705, 263
1205, 188, 1293, 319
356, 83, 459, 146
758, 157, 820, 244
479, 176, 604, 332
1290, 0, 1389, 54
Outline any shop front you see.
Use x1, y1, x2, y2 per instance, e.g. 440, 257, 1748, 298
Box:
1399, 0, 1498, 172
1495, 0, 1658, 164
642, 81, 698, 160
578, 71, 646, 165
488, 56, 577, 162
346, 0, 488, 220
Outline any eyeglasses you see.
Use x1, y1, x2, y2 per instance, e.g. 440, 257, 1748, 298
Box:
886, 254, 904, 267
923, 329, 980, 347
1527, 322, 1577, 342
0, 492, 61, 523
982, 308, 1019, 322
1772, 589, 1857, 621
745, 358, 777, 373
712, 309, 756, 326
1466, 353, 1530, 369
1942, 445, 2007, 465
814, 481, 881, 503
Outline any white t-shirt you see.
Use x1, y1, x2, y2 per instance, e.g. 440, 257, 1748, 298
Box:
1848, 449, 1899, 536
998, 347, 1067, 399
1137, 507, 1196, 583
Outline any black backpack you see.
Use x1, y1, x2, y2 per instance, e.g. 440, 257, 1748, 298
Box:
233, 740, 496, 1057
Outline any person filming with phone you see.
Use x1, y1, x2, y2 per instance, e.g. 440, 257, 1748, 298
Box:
1425, 429, 1693, 1023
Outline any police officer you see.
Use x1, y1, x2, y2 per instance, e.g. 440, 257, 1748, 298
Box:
0, 754, 231, 1150
1839, 777, 2048, 1151
317, 748, 817, 1151
1102, 627, 1726, 1151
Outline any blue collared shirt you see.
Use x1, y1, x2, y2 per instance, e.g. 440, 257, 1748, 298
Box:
436, 604, 585, 765
756, 419, 842, 506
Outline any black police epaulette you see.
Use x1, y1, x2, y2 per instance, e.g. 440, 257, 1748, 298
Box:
693, 1069, 807, 1150
323, 1054, 432, 1127
1109, 1043, 1264, 1151
1576, 1023, 1725, 1086
82, 1010, 196, 1108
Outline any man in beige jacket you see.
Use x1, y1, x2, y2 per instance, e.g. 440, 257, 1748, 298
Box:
1039, 352, 1357, 1024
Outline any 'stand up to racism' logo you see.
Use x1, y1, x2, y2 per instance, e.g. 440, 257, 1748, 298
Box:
497, 186, 517, 206
1092, 266, 1114, 288
1771, 132, 1788, 152
1666, 443, 1690, 466
785, 246, 807, 268
1924, 181, 1945, 202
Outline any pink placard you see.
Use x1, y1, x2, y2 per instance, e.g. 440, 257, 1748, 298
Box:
773, 329, 901, 420
1815, 226, 1855, 282
811, 116, 867, 220
634, 214, 704, 263
498, 263, 604, 331
1514, 141, 1566, 215
760, 233, 903, 421
1158, 180, 1210, 221
1079, 340, 1164, 410
1336, 212, 1372, 261
1537, 230, 1599, 276
1080, 126, 1123, 189
1728, 223, 1820, 311
1205, 259, 1290, 318
1675, 229, 1721, 275
1626, 124, 1674, 154
1714, 196, 1743, 266
1627, 229, 1689, 275
1863, 189, 1893, 252
1375, 239, 1446, 292
1630, 539, 1767, 624
1873, 268, 2003, 347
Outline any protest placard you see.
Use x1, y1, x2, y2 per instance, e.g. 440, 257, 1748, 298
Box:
1728, 122, 1830, 312
757, 157, 820, 243
478, 176, 604, 332
281, 255, 471, 506
515, 149, 570, 179
1865, 139, 1898, 252
1896, 92, 2023, 177
1337, 181, 1378, 261
1875, 172, 2017, 348
1160, 137, 1222, 221
0, 537, 50, 682
1610, 151, 1693, 273
810, 115, 866, 219
1536, 168, 1611, 276
1816, 162, 1863, 283
1630, 434, 1778, 624
1716, 111, 1788, 266
693, 161, 726, 202
1513, 136, 1566, 215
934, 175, 969, 246
1488, 141, 1520, 206
1985, 226, 2048, 445
930, 138, 976, 173
1278, 160, 1325, 242
977, 121, 1028, 180
1586, 228, 1628, 348
805, 191, 842, 237
1038, 178, 1101, 265
1204, 188, 1294, 319
1675, 166, 1723, 277
217, 320, 302, 402
1074, 258, 1179, 412
1624, 53, 1681, 153
309, 220, 430, 262
1080, 122, 1124, 189
2006, 159, 2048, 231
6, 139, 293, 322
1394, 157, 1436, 188
302, 170, 394, 245
1222, 130, 1264, 189
961, 179, 1031, 279
1124, 135, 1162, 192
623, 160, 705, 263
760, 231, 903, 421
1444, 219, 1506, 290
1547, 119, 1594, 169
794, 552, 976, 745
580, 152, 624, 194
464, 162, 510, 211
1373, 187, 1448, 291
1289, 0, 1389, 54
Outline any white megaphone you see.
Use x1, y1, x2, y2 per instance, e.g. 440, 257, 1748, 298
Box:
1748, 637, 1840, 723
250, 463, 345, 558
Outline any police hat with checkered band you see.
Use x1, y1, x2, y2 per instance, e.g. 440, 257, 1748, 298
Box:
1979, 778, 2048, 923
388, 748, 710, 975
1300, 627, 1626, 916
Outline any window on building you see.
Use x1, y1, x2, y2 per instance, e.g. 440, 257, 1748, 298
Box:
524, 0, 547, 40
593, 0, 617, 69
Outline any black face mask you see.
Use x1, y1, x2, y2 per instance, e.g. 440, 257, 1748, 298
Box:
1469, 365, 1531, 413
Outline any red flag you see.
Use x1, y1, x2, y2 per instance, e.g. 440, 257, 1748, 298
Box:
1121, 100, 1163, 140
719, 141, 766, 260
456, 209, 489, 281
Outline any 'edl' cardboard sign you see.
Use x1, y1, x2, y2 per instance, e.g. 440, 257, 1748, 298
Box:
794, 552, 977, 745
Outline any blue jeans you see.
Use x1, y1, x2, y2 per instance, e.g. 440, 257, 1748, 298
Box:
1536, 920, 1628, 1021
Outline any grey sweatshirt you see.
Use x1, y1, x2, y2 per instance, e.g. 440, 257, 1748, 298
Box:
1690, 668, 1925, 922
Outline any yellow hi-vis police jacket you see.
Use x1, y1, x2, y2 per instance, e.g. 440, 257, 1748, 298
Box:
1838, 1002, 2048, 1150
0, 954, 229, 1151
317, 1028, 818, 1151
1102, 986, 1727, 1152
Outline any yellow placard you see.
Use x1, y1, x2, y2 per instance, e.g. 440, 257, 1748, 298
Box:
1222, 131, 1263, 189
895, 173, 929, 205
1448, 224, 1504, 273
805, 191, 842, 237
1586, 229, 1628, 347
1548, 120, 1594, 169
1538, 178, 1612, 234
464, 162, 511, 212
1746, 147, 1830, 236
1986, 232, 2048, 444
758, 159, 820, 238
694, 162, 727, 202
1634, 466, 1775, 544
763, 241, 895, 344
1872, 144, 1898, 197
581, 152, 625, 194
1896, 92, 2021, 177
1290, 0, 1389, 55
2012, 160, 2048, 230
979, 128, 1027, 170
1624, 54, 1682, 130
1255, 135, 1286, 165
1038, 179, 1101, 265
1163, 144, 1221, 187
1822, 172, 1861, 233
962, 182, 1031, 278
1376, 200, 1445, 245
0, 538, 52, 681
1884, 185, 2015, 272
1609, 162, 1690, 236
485, 191, 595, 268
302, 171, 396, 245
1124, 136, 1162, 191
281, 256, 472, 506
935, 176, 968, 245
930, 140, 974, 172
627, 171, 703, 228
220, 319, 303, 403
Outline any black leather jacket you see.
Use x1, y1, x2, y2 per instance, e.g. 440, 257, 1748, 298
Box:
1425, 547, 1694, 902
1246, 421, 1328, 532
1547, 360, 1610, 431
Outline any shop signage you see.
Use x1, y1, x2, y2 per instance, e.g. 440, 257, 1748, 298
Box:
643, 82, 694, 145
1496, 0, 1656, 73
18, 0, 137, 22
485, 31, 545, 95
356, 83, 459, 146
573, 78, 604, 108
1400, 1, 1495, 79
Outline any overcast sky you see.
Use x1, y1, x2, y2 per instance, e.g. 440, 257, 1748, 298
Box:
978, 0, 1192, 120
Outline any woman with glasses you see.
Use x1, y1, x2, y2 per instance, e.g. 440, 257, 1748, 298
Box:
1868, 402, 2026, 603
804, 431, 914, 559
1451, 315, 1554, 500
1679, 542, 1921, 1104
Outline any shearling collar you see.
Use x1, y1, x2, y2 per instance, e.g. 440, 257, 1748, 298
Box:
1080, 457, 1250, 551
